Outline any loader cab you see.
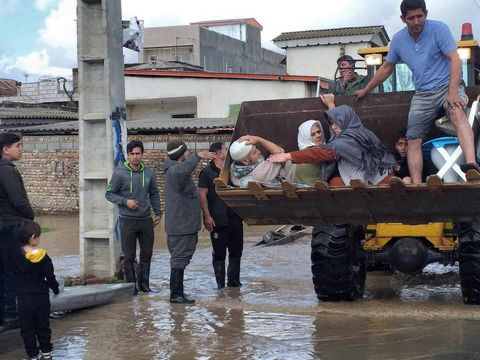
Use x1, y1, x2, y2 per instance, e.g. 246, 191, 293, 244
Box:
357, 23, 480, 93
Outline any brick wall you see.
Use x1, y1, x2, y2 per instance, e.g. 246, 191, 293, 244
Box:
18, 133, 231, 214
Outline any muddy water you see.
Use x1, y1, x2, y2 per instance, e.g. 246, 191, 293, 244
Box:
2, 215, 480, 359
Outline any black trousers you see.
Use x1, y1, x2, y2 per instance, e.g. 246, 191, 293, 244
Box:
120, 217, 155, 265
0, 224, 17, 323
211, 216, 243, 263
17, 293, 52, 358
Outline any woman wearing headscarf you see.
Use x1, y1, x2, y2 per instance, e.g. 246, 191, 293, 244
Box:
269, 95, 397, 186
294, 119, 336, 186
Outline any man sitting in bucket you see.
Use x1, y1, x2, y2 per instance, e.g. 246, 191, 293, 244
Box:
229, 135, 295, 188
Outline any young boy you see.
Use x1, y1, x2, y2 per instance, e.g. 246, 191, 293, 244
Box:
394, 131, 412, 184
13, 220, 59, 360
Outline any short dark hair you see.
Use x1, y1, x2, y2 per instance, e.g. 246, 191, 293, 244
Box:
16, 220, 42, 245
396, 130, 407, 143
0, 132, 21, 155
400, 0, 427, 17
127, 140, 144, 154
209, 142, 224, 153
336, 55, 355, 66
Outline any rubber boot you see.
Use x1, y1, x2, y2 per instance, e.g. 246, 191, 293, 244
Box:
169, 268, 195, 304
227, 257, 242, 287
137, 261, 152, 293
212, 261, 225, 289
123, 261, 138, 295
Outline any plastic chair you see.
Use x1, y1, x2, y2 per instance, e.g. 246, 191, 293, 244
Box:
424, 99, 479, 182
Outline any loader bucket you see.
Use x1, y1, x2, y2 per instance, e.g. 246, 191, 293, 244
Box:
216, 86, 480, 225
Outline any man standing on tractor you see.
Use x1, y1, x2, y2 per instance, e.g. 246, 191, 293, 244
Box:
355, 0, 479, 183
329, 55, 368, 96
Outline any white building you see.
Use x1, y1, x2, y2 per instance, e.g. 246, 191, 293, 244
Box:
273, 25, 390, 79
124, 69, 330, 121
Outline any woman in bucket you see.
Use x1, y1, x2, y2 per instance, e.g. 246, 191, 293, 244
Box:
294, 119, 336, 186
269, 94, 397, 186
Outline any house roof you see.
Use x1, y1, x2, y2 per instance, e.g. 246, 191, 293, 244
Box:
191, 18, 263, 31
273, 25, 389, 43
124, 70, 331, 89
126, 60, 204, 72
0, 106, 78, 120
5, 117, 236, 134
0, 79, 20, 97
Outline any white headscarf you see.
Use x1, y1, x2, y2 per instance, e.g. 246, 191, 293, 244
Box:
297, 120, 324, 150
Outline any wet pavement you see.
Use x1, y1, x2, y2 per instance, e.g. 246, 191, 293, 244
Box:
2, 215, 480, 359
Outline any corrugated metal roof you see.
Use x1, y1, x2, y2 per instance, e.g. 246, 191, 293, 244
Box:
4, 117, 236, 134
0, 106, 78, 120
127, 60, 204, 72
273, 25, 387, 42
128, 117, 236, 131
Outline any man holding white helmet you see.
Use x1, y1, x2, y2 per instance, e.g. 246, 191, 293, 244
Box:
229, 135, 295, 188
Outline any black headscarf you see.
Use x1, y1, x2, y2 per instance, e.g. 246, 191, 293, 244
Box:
324, 105, 396, 176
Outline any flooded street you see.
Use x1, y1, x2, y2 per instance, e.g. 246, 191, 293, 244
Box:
2, 215, 480, 359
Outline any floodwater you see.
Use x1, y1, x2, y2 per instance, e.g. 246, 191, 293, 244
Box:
2, 215, 480, 359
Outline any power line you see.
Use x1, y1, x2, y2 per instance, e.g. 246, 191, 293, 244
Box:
474, 0, 480, 9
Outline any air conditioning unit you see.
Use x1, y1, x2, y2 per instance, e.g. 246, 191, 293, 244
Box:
149, 55, 157, 65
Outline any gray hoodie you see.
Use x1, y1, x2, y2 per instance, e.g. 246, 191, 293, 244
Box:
105, 161, 161, 220
163, 154, 201, 235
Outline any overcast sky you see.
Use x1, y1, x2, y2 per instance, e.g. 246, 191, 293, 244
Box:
0, 0, 479, 82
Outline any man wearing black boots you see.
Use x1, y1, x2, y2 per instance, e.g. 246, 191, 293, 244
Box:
163, 141, 214, 304
106, 140, 161, 294
199, 142, 244, 289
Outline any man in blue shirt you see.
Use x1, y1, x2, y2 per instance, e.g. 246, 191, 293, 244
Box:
356, 0, 478, 183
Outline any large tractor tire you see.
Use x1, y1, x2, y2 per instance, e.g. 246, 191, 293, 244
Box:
458, 222, 480, 305
311, 224, 366, 301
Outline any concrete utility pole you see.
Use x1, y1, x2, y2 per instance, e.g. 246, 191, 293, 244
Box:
77, 0, 127, 277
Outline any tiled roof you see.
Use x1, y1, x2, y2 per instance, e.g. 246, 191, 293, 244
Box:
273, 25, 388, 42
4, 117, 236, 134
0, 106, 78, 120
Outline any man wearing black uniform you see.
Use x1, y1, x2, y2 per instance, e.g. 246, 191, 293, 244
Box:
199, 142, 244, 289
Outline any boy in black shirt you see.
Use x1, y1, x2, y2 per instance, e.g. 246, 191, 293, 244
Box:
13, 220, 59, 360
394, 131, 412, 184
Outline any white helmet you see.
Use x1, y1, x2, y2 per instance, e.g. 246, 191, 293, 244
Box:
229, 140, 253, 161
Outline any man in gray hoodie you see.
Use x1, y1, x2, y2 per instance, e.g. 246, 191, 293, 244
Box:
163, 141, 214, 304
105, 140, 161, 293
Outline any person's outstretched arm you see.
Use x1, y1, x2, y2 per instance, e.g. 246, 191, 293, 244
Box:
237, 135, 284, 154
355, 61, 395, 100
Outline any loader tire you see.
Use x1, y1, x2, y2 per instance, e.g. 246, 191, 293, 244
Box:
311, 224, 366, 301
458, 222, 480, 305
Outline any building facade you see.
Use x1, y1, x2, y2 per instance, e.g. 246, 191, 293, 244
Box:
140, 18, 286, 74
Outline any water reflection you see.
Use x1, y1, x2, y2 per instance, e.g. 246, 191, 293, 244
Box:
2, 216, 480, 359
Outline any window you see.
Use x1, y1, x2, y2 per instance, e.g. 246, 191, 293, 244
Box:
171, 113, 195, 119
381, 63, 414, 93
